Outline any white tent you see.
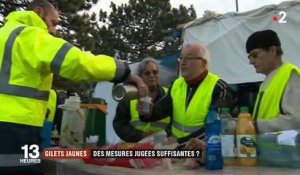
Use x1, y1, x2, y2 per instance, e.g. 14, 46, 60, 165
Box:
183, 0, 300, 84
95, 0, 300, 143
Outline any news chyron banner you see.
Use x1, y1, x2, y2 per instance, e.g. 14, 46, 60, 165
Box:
90, 149, 200, 158
19, 144, 200, 162
42, 149, 201, 159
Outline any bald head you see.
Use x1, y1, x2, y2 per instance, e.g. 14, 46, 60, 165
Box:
27, 0, 59, 35
27, 0, 55, 12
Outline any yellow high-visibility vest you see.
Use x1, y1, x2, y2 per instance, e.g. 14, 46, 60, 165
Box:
0, 11, 118, 126
171, 73, 220, 138
253, 63, 300, 120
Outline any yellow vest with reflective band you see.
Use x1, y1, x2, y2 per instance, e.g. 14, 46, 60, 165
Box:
253, 63, 300, 121
130, 87, 170, 132
0, 11, 118, 126
171, 73, 220, 138
47, 89, 57, 122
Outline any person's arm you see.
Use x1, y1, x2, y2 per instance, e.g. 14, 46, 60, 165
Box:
257, 71, 300, 133
113, 100, 144, 142
22, 28, 147, 97
211, 79, 236, 112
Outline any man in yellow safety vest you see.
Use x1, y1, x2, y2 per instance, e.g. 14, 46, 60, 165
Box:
0, 0, 147, 173
139, 43, 234, 148
246, 29, 300, 133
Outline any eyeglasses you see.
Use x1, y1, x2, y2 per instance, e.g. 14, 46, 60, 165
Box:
143, 70, 158, 76
179, 56, 205, 61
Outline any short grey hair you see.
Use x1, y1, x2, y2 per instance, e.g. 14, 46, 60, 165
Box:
136, 57, 160, 76
182, 43, 211, 68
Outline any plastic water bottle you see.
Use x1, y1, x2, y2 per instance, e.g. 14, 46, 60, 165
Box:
205, 105, 223, 170
220, 107, 236, 166
40, 118, 53, 149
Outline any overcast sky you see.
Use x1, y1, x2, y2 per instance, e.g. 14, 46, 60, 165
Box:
92, 0, 288, 17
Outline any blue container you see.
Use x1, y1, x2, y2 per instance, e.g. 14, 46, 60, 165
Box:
40, 120, 53, 149
205, 105, 224, 170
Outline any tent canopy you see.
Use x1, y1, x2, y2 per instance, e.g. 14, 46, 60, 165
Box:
95, 1, 300, 143
183, 0, 300, 84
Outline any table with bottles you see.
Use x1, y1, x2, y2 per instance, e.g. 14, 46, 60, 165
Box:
43, 159, 300, 175
44, 104, 300, 174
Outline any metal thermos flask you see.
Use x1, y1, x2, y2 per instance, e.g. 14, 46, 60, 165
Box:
112, 84, 138, 101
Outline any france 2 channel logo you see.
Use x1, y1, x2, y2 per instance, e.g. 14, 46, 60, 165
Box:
20, 144, 41, 164
272, 11, 287, 24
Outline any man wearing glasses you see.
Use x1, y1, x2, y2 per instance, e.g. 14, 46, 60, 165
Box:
139, 43, 234, 149
246, 30, 300, 133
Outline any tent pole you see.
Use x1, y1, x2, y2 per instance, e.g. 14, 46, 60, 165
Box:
235, 0, 239, 12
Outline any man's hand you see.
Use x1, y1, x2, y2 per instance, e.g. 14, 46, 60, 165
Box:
184, 138, 206, 150
124, 74, 148, 98
184, 138, 206, 165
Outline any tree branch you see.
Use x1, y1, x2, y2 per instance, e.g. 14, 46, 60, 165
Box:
0, 0, 29, 7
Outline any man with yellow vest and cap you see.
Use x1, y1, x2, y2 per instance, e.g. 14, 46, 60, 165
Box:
139, 43, 234, 149
113, 57, 170, 142
0, 0, 147, 174
246, 29, 300, 133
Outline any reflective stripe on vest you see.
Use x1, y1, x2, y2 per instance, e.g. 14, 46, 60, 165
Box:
171, 73, 220, 138
0, 26, 48, 100
253, 63, 300, 120
172, 120, 201, 133
51, 42, 73, 74
130, 120, 169, 129
0, 27, 72, 101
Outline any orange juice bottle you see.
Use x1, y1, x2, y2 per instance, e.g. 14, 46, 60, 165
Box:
236, 106, 256, 166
